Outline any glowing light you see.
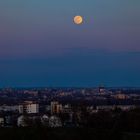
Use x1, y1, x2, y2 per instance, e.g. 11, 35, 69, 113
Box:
74, 16, 83, 25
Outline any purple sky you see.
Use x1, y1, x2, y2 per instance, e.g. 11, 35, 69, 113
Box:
0, 0, 140, 87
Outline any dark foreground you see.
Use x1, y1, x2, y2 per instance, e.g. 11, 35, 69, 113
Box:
0, 127, 140, 140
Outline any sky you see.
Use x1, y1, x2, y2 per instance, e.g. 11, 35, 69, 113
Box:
0, 0, 140, 87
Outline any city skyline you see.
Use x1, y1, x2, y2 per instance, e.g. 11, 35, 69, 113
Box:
0, 0, 140, 87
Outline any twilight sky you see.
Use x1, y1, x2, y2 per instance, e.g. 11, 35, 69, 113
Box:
0, 0, 140, 87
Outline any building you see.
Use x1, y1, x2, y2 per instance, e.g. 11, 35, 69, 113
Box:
0, 117, 4, 127
51, 101, 62, 114
114, 93, 129, 100
17, 115, 27, 127
24, 90, 38, 96
19, 101, 39, 114
62, 104, 72, 113
41, 115, 49, 126
0, 105, 18, 112
98, 85, 107, 95
49, 115, 62, 127
96, 105, 114, 111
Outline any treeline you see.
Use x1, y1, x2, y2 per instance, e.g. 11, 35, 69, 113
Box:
1, 108, 140, 140
85, 108, 140, 133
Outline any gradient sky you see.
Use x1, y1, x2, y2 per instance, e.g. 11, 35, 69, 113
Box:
0, 0, 140, 87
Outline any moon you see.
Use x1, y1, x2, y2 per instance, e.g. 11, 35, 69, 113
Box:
74, 16, 83, 25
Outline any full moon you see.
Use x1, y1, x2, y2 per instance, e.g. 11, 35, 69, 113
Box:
74, 16, 83, 25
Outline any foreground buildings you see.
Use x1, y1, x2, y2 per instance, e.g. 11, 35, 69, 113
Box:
19, 101, 39, 114
0, 87, 140, 127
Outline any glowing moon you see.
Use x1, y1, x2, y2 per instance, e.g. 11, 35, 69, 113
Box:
74, 16, 83, 25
